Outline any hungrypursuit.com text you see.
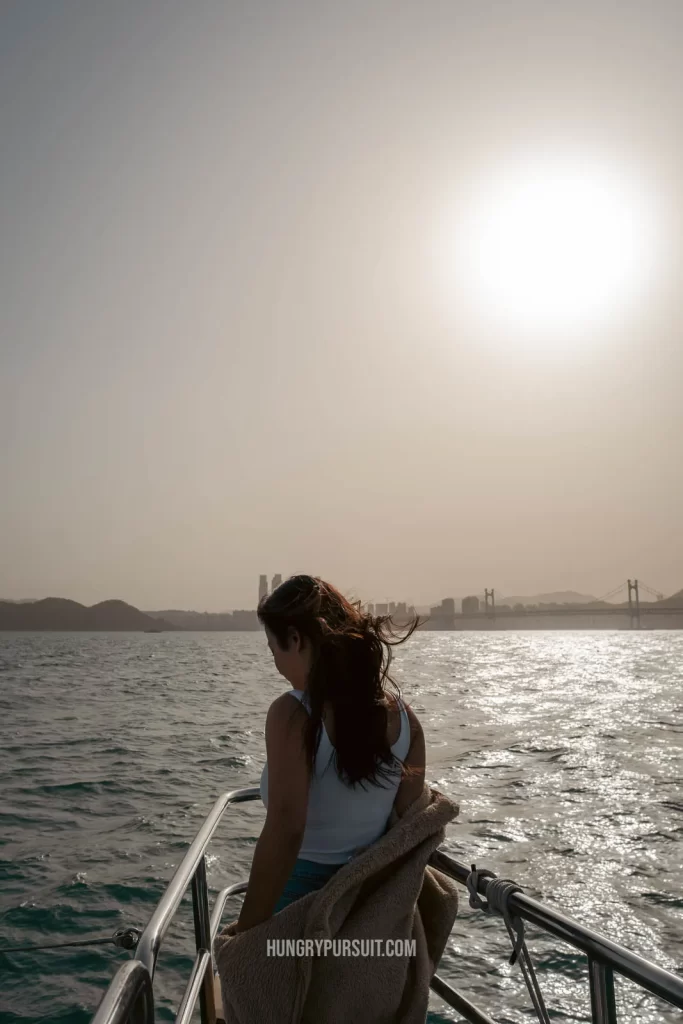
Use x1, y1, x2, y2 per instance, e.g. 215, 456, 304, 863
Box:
266, 938, 417, 957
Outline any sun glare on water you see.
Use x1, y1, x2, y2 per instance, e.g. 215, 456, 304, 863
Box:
439, 149, 663, 339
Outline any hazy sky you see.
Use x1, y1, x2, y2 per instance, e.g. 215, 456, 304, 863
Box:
2, 1, 682, 611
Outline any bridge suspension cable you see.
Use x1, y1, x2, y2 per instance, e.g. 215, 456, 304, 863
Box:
638, 581, 665, 601
593, 582, 627, 604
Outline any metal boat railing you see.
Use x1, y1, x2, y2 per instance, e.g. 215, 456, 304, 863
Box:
90, 787, 683, 1024
89, 959, 154, 1024
430, 850, 683, 1023
91, 787, 259, 1024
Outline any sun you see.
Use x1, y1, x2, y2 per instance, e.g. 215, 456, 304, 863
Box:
439, 149, 662, 338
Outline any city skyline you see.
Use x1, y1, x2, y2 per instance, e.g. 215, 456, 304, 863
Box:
3, 574, 681, 633
250, 573, 675, 618
5, 574, 678, 617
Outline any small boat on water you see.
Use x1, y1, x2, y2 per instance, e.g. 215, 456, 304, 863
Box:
14, 785, 683, 1024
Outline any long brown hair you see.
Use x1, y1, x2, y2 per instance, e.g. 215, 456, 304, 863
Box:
258, 575, 423, 787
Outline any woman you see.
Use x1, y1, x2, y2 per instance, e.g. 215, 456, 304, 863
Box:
235, 574, 426, 933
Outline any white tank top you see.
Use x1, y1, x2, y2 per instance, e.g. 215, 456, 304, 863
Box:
260, 690, 411, 864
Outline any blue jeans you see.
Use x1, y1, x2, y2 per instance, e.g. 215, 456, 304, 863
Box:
274, 858, 343, 913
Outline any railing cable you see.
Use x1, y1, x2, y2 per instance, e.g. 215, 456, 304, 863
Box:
0, 927, 140, 956
467, 865, 551, 1024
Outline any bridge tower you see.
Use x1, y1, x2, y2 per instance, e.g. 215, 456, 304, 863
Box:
627, 579, 641, 629
484, 588, 495, 619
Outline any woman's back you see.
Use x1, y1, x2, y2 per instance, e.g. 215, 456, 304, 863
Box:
235, 574, 425, 933
260, 691, 411, 863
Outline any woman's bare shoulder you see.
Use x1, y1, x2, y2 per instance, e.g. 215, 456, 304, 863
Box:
266, 692, 308, 729
388, 694, 421, 722
397, 699, 423, 741
384, 693, 422, 744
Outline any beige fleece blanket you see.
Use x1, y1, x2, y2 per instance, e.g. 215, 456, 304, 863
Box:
214, 786, 459, 1024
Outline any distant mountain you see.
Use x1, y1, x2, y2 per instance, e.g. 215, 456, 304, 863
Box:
655, 588, 683, 608
146, 609, 260, 630
0, 598, 177, 631
494, 591, 598, 607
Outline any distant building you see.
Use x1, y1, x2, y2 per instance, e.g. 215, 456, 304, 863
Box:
461, 595, 480, 615
389, 602, 396, 614
271, 573, 282, 592
232, 610, 260, 630
426, 597, 456, 629
396, 602, 407, 616
366, 603, 375, 615
375, 602, 389, 615
258, 575, 268, 604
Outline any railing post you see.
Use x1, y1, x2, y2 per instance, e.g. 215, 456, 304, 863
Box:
90, 961, 154, 1024
191, 854, 217, 1024
589, 960, 617, 1024
430, 975, 497, 1024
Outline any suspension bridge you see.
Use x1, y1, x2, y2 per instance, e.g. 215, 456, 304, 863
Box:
464, 579, 682, 629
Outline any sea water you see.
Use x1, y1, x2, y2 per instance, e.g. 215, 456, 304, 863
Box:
1, 631, 681, 1022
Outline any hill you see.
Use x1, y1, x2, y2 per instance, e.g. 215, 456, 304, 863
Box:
146, 609, 260, 630
0, 598, 177, 631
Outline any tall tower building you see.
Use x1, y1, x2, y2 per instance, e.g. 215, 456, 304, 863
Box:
258, 575, 268, 605
271, 573, 282, 592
